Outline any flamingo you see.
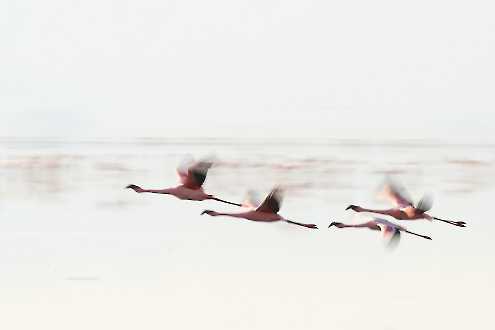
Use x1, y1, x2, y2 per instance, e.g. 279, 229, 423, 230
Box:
328, 217, 432, 248
200, 187, 318, 229
126, 157, 241, 206
346, 179, 466, 227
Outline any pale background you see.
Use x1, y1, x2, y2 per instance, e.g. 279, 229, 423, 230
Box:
2, 0, 494, 141
1, 1, 495, 329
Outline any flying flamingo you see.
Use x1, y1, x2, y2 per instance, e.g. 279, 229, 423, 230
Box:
200, 187, 318, 229
328, 217, 432, 248
345, 179, 466, 227
126, 157, 241, 206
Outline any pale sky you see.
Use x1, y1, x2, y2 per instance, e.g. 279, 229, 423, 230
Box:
2, 0, 494, 140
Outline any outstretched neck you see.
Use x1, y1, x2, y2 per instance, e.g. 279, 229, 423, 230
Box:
209, 211, 244, 218
347, 205, 395, 216
126, 184, 173, 194
344, 223, 373, 228
330, 222, 376, 229
144, 188, 174, 194
359, 208, 395, 216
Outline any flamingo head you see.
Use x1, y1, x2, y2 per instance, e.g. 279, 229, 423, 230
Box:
328, 221, 346, 228
201, 210, 217, 216
345, 204, 362, 212
126, 184, 144, 193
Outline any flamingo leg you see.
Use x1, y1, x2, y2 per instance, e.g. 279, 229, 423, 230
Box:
433, 217, 466, 227
285, 220, 318, 229
404, 230, 432, 240
210, 197, 242, 207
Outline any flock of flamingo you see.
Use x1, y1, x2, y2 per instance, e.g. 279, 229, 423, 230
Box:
126, 157, 466, 248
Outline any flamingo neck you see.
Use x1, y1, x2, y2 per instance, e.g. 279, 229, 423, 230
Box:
360, 208, 395, 216
340, 223, 370, 228
140, 188, 173, 194
211, 212, 244, 218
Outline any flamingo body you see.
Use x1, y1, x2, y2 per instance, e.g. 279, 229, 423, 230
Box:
329, 217, 432, 248
347, 206, 433, 221
164, 186, 211, 201
126, 184, 212, 201
346, 179, 465, 227
202, 187, 318, 229
126, 158, 241, 206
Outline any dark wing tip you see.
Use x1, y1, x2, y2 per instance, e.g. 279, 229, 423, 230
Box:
416, 194, 434, 212
386, 230, 401, 250
190, 161, 214, 187
269, 186, 284, 212
256, 186, 284, 213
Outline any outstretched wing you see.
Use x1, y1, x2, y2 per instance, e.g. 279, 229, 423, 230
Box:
256, 187, 284, 214
242, 190, 262, 209
381, 178, 414, 208
374, 217, 407, 231
374, 218, 402, 249
386, 229, 401, 249
177, 155, 195, 181
415, 194, 434, 213
177, 157, 213, 189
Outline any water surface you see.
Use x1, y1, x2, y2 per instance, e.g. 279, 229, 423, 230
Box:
1, 138, 493, 329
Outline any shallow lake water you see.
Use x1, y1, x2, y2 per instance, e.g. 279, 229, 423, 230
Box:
1, 138, 494, 329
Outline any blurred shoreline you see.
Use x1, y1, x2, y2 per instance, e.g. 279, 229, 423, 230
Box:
1, 136, 494, 204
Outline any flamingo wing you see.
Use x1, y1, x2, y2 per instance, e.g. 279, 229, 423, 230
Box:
256, 187, 283, 214
374, 218, 403, 248
382, 178, 414, 208
242, 190, 262, 209
364, 221, 381, 230
386, 228, 401, 249
177, 157, 213, 189
416, 194, 434, 213
190, 161, 213, 187
177, 156, 195, 183
381, 224, 399, 238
